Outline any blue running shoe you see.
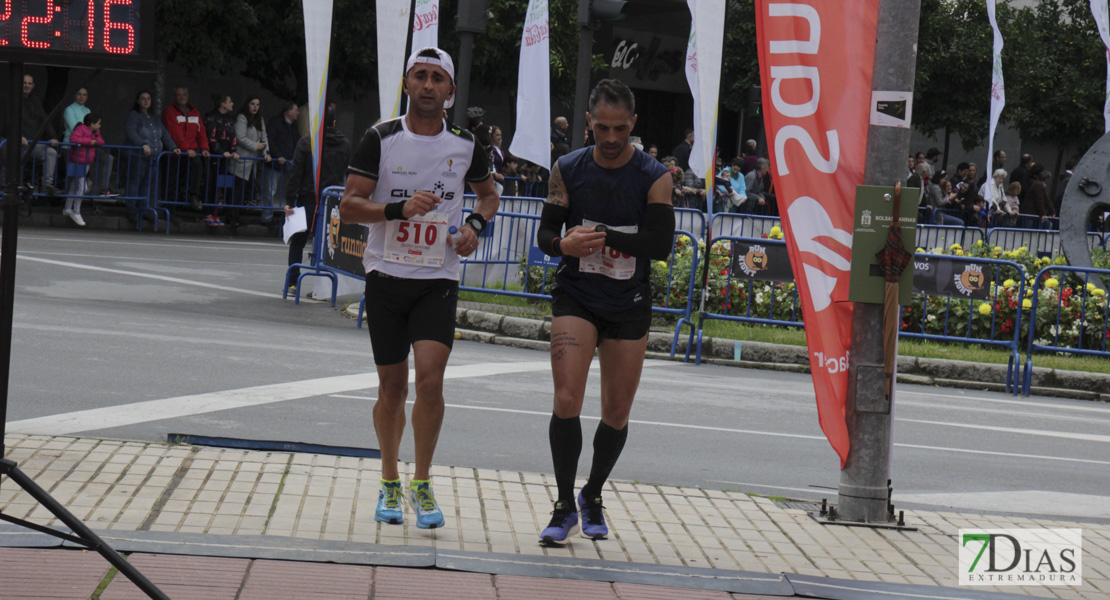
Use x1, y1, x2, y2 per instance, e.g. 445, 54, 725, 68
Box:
375, 479, 404, 524
409, 480, 445, 529
539, 500, 578, 546
578, 492, 608, 540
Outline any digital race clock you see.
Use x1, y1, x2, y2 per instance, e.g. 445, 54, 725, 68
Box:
0, 0, 155, 71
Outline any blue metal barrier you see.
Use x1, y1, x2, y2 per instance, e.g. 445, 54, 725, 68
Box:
709, 213, 781, 239
674, 208, 706, 240
690, 236, 802, 364
902, 255, 1027, 394
915, 225, 983, 252
283, 186, 345, 306
152, 151, 288, 232
986, 227, 1062, 258
1021, 265, 1110, 395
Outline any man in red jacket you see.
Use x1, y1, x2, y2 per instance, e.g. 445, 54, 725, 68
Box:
162, 86, 211, 210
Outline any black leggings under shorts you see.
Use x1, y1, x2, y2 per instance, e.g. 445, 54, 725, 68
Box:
364, 271, 459, 365
550, 286, 651, 342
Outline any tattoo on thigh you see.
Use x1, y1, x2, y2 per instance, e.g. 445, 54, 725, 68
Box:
550, 331, 581, 360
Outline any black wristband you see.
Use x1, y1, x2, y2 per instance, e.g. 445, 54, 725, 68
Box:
551, 237, 563, 257
384, 202, 406, 221
465, 212, 487, 233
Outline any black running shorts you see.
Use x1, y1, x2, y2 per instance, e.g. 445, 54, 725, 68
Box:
364, 271, 459, 365
550, 286, 651, 342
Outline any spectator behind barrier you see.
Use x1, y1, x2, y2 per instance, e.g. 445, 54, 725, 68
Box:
62, 112, 105, 226
202, 94, 239, 225
124, 90, 177, 223
162, 86, 210, 211
266, 101, 300, 214
283, 106, 350, 290
12, 74, 62, 195
233, 96, 273, 223
63, 86, 115, 195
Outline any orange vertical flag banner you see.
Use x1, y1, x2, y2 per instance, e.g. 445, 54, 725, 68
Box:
754, 0, 880, 467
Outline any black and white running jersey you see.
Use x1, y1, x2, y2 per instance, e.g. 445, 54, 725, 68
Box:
348, 117, 491, 280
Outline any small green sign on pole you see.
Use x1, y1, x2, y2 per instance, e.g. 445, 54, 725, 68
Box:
848, 184, 919, 305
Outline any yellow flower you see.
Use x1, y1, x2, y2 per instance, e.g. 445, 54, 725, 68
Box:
1001, 251, 1014, 259
978, 303, 992, 316
1094, 288, 1106, 297
955, 250, 965, 256
949, 243, 962, 251
1003, 279, 1015, 289
1026, 288, 1034, 297
1087, 283, 1096, 293
1022, 298, 1033, 309
656, 261, 667, 269
993, 246, 1003, 253
916, 247, 925, 253
975, 239, 984, 247
1017, 246, 1028, 254
1045, 278, 1059, 289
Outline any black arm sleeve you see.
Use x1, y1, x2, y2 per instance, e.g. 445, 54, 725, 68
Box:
537, 203, 569, 257
604, 203, 675, 260
347, 127, 382, 180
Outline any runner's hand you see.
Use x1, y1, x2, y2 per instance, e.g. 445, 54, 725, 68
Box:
403, 191, 441, 218
560, 227, 606, 258
451, 224, 480, 257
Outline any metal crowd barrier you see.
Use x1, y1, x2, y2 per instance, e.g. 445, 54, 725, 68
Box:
915, 224, 984, 252
709, 213, 781, 239
674, 208, 706, 240
687, 235, 802, 364
152, 151, 289, 232
283, 186, 345, 307
901, 255, 1027, 394
985, 228, 1065, 259
1021, 265, 1110, 395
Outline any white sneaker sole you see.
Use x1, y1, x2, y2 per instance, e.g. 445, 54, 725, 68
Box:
540, 522, 579, 546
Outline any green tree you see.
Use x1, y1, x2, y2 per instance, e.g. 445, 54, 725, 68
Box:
1005, 0, 1105, 180
720, 0, 760, 115
913, 0, 1011, 168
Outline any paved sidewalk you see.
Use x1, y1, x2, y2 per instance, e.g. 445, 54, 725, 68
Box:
1, 434, 1106, 599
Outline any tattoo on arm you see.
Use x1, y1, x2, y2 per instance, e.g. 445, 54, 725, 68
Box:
550, 331, 581, 361
548, 162, 568, 207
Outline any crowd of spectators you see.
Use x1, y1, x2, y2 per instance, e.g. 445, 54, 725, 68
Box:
905, 147, 1078, 230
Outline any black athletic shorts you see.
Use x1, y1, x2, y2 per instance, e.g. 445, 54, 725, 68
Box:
550, 286, 651, 342
364, 271, 458, 365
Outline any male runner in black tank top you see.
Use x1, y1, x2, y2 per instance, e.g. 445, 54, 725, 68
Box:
535, 79, 675, 546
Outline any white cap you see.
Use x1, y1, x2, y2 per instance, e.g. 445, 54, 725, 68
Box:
405, 47, 456, 108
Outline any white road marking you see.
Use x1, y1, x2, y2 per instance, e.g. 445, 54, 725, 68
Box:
901, 389, 1110, 414
7, 361, 553, 436
895, 442, 1110, 466
23, 250, 283, 269
22, 234, 283, 250
18, 255, 282, 299
892, 490, 1110, 519
897, 400, 1110, 424
900, 418, 1110, 444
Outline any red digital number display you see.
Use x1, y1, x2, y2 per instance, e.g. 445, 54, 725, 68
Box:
0, 0, 141, 55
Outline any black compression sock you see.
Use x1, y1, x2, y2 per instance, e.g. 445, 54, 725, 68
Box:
582, 421, 628, 500
549, 414, 582, 505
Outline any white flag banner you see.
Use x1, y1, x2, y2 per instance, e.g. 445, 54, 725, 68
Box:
1092, 0, 1110, 132
983, 0, 1005, 202
376, 1, 410, 121
412, 0, 439, 51
508, 0, 551, 170
303, 0, 334, 196
684, 0, 726, 193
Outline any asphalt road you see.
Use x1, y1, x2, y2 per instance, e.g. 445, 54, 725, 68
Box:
4, 228, 1109, 523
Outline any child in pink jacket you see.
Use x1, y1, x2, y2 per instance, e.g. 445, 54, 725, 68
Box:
64, 112, 104, 226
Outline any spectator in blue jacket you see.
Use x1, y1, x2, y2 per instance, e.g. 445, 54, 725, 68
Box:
124, 90, 177, 223
266, 101, 300, 216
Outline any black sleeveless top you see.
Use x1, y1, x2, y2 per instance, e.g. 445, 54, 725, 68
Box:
554, 146, 669, 311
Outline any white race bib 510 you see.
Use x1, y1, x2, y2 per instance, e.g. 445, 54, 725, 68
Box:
578, 218, 637, 280
383, 211, 449, 267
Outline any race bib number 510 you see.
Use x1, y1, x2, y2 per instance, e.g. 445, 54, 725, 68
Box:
383, 211, 449, 267
579, 218, 637, 280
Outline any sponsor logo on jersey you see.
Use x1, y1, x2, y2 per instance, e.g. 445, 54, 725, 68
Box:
442, 158, 458, 178
392, 166, 418, 176
391, 188, 456, 201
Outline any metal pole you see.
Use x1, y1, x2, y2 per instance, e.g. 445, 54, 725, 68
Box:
454, 30, 475, 124
571, 0, 593, 150
0, 62, 25, 474
837, 0, 921, 523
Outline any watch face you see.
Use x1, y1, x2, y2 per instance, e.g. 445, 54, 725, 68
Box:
0, 0, 155, 70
